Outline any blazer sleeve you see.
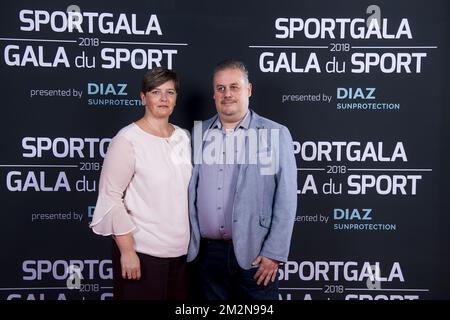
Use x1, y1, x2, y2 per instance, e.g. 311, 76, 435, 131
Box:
260, 126, 297, 262
89, 135, 137, 236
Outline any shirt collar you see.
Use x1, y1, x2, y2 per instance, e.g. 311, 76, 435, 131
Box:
211, 110, 251, 130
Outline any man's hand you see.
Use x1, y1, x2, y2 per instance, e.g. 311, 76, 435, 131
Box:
252, 256, 279, 286
120, 250, 141, 280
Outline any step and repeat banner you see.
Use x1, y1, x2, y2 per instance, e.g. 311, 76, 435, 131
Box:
1, 0, 449, 300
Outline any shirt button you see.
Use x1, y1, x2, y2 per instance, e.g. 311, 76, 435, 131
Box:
218, 187, 222, 190
220, 226, 224, 229
217, 206, 222, 210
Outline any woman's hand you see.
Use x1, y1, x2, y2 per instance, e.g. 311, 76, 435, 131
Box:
114, 234, 141, 280
120, 250, 141, 280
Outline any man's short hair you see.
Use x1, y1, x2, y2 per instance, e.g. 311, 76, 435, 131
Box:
214, 60, 249, 83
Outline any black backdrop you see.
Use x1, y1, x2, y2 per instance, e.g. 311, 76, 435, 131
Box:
1, 0, 449, 300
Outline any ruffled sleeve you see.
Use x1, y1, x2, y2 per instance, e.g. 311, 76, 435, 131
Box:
90, 135, 137, 236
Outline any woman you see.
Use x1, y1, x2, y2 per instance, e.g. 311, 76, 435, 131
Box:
90, 68, 192, 300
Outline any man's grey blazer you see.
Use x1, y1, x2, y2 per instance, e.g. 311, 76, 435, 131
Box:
187, 109, 298, 269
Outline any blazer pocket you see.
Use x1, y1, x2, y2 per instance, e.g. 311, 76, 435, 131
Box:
259, 214, 272, 228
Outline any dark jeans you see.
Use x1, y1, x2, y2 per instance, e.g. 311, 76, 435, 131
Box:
193, 239, 278, 300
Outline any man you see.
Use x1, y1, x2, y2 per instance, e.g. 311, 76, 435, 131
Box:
187, 60, 297, 300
